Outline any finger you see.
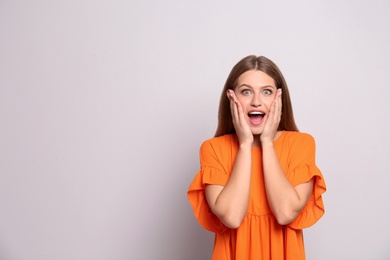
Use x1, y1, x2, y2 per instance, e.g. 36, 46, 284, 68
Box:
231, 90, 241, 120
271, 89, 282, 120
277, 88, 283, 116
228, 90, 239, 124
269, 97, 278, 120
230, 90, 246, 124
272, 101, 280, 123
276, 89, 282, 119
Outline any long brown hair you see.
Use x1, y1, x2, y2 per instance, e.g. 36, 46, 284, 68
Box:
215, 55, 299, 137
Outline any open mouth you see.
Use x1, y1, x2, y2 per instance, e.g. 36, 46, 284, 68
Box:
248, 111, 264, 125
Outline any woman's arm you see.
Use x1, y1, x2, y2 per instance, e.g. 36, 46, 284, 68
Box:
261, 89, 313, 225
261, 142, 313, 225
205, 90, 253, 229
205, 143, 251, 229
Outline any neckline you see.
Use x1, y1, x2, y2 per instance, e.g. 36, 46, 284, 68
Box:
251, 131, 284, 149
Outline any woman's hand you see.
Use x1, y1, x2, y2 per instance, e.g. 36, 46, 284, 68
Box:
227, 90, 253, 146
260, 88, 282, 145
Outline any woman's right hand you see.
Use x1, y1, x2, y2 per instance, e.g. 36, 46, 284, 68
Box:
227, 90, 253, 146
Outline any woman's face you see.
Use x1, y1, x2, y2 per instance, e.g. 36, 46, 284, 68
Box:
234, 70, 278, 135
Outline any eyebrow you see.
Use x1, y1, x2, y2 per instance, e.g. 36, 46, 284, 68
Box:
238, 84, 275, 89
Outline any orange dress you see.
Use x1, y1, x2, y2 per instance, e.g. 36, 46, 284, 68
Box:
187, 131, 326, 260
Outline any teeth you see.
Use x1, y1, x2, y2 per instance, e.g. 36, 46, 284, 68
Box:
249, 111, 264, 115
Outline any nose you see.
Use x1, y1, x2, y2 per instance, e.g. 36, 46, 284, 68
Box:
251, 93, 262, 107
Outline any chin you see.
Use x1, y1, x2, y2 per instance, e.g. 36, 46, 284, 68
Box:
250, 127, 264, 136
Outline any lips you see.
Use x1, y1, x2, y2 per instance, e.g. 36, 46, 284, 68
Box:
248, 111, 264, 125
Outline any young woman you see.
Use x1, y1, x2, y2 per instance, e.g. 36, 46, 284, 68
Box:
187, 55, 326, 259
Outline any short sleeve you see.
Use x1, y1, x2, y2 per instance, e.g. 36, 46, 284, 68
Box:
187, 140, 230, 233
285, 134, 327, 229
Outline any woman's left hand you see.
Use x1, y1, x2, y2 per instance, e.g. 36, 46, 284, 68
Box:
260, 88, 282, 145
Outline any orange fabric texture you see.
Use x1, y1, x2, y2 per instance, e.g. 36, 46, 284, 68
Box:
187, 131, 326, 260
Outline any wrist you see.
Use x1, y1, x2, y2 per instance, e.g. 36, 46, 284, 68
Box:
260, 140, 274, 148
239, 142, 252, 150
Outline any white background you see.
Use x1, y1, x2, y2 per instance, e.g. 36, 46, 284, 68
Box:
1, 1, 390, 259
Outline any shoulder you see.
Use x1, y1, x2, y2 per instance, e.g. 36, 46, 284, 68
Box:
201, 134, 238, 149
281, 131, 316, 144
278, 131, 317, 152
278, 131, 317, 158
199, 134, 238, 159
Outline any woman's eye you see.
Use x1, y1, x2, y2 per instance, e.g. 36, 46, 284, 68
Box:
263, 89, 272, 95
242, 89, 251, 95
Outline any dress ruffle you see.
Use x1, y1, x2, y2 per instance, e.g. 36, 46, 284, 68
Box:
187, 166, 228, 233
287, 164, 326, 229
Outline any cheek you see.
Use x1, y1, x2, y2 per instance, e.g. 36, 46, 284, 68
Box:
263, 98, 274, 111
234, 94, 247, 107
237, 99, 248, 111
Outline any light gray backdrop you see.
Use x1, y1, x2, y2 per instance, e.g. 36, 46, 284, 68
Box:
1, 1, 389, 259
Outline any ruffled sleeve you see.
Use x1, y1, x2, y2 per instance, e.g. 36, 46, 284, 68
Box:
285, 133, 327, 229
287, 164, 326, 229
187, 140, 230, 233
